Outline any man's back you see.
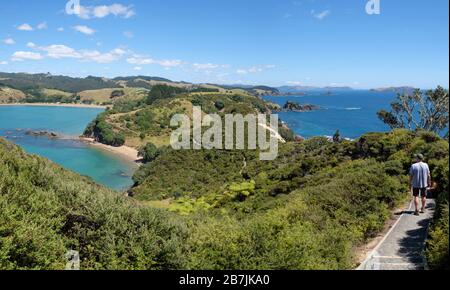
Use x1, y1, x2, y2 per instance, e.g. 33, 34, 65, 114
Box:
410, 162, 430, 189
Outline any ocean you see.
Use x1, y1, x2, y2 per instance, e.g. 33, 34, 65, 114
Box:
263, 90, 396, 139
0, 105, 137, 191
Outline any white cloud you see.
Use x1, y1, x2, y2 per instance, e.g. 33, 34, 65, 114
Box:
286, 81, 302, 85
57, 27, 65, 32
73, 25, 96, 35
133, 66, 142, 71
158, 59, 183, 68
17, 23, 34, 31
27, 43, 127, 64
126, 55, 153, 65
123, 31, 134, 38
3, 38, 15, 45
40, 44, 81, 59
236, 69, 248, 75
72, 4, 135, 19
27, 42, 36, 48
126, 54, 182, 68
37, 22, 47, 30
11, 51, 43, 61
193, 63, 219, 70
0, 61, 8, 65
79, 48, 127, 63
312, 10, 331, 20
236, 65, 274, 75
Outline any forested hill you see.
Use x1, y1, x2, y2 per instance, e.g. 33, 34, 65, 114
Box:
1, 129, 448, 270
0, 72, 120, 93
83, 85, 292, 148
0, 72, 279, 104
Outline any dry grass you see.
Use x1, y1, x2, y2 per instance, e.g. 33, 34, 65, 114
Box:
41, 88, 73, 97
78, 87, 149, 104
0, 87, 26, 103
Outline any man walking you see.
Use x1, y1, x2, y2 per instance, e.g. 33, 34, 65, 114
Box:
409, 154, 432, 216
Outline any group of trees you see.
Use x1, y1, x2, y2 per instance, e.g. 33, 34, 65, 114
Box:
84, 113, 126, 147
377, 86, 449, 137
145, 85, 188, 105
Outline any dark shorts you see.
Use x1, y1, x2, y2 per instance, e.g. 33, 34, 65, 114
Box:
413, 188, 427, 198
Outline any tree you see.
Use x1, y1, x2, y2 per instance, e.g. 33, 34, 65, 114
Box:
377, 86, 449, 135
214, 101, 225, 111
333, 130, 341, 143
138, 143, 160, 163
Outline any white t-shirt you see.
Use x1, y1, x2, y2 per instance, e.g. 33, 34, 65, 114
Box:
410, 162, 430, 188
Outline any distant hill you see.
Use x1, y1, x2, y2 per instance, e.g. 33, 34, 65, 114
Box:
277, 85, 353, 95
0, 72, 233, 104
215, 84, 280, 96
0, 72, 120, 93
371, 86, 417, 95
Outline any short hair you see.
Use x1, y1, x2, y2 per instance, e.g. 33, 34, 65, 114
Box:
415, 153, 424, 161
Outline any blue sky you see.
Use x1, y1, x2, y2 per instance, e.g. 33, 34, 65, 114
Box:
0, 0, 448, 88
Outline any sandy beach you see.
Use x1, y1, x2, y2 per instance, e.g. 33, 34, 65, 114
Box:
80, 137, 142, 164
0, 103, 108, 109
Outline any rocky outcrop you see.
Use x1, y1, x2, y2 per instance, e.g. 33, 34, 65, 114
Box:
25, 130, 59, 139
279, 101, 321, 112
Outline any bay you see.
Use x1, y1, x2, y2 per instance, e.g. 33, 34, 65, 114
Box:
0, 105, 137, 191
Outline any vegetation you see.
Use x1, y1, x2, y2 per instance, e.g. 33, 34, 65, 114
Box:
376, 86, 449, 269
0, 138, 185, 270
132, 129, 448, 269
84, 112, 126, 147
1, 76, 448, 270
3, 128, 447, 270
138, 143, 164, 163
0, 86, 26, 103
0, 72, 120, 93
145, 85, 188, 105
377, 86, 449, 137
425, 151, 449, 270
84, 87, 277, 148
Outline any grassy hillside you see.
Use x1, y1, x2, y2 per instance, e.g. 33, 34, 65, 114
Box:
77, 87, 149, 105
2, 129, 447, 270
83, 85, 287, 148
0, 138, 185, 270
0, 86, 26, 103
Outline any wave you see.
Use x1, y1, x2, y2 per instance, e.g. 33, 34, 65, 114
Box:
344, 107, 362, 110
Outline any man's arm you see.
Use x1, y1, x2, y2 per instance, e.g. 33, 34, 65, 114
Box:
428, 169, 432, 188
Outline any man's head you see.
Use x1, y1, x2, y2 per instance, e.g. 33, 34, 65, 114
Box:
414, 153, 425, 162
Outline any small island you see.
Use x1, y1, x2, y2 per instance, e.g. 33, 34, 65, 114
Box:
276, 101, 322, 112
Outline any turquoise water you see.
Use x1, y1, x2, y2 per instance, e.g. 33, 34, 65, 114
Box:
264, 90, 396, 139
0, 106, 137, 191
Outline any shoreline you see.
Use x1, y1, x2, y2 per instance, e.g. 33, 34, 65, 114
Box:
79, 137, 142, 165
0, 103, 108, 109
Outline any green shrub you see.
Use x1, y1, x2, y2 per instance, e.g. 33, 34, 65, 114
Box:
0, 139, 185, 270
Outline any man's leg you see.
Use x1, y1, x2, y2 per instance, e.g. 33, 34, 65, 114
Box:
421, 189, 427, 212
414, 196, 419, 213
413, 188, 420, 214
